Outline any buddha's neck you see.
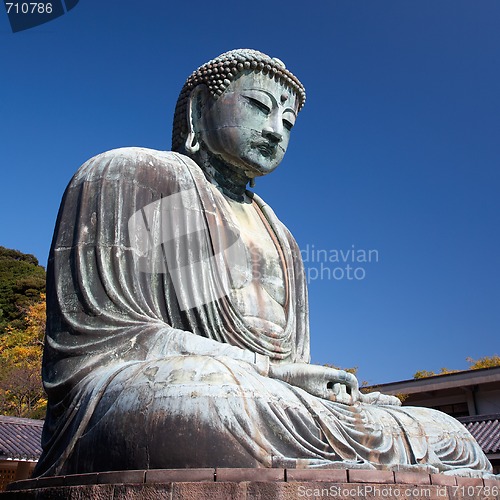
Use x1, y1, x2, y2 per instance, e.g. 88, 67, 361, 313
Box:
196, 149, 252, 202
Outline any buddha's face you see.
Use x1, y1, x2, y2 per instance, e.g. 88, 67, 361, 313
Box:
195, 72, 299, 178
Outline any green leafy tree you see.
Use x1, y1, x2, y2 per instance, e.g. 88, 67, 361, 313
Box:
0, 246, 45, 333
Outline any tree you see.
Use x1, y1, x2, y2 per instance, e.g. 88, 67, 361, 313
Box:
413, 355, 500, 379
0, 246, 45, 333
0, 294, 46, 418
413, 370, 437, 379
466, 355, 500, 370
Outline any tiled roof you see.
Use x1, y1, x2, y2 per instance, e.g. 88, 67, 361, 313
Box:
458, 414, 500, 454
0, 415, 43, 461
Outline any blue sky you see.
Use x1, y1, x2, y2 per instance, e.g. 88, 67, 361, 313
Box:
1, 1, 499, 384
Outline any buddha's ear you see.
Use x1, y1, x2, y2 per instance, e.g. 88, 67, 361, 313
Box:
185, 85, 209, 154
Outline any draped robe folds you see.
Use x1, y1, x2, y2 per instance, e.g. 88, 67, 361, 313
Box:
35, 147, 492, 476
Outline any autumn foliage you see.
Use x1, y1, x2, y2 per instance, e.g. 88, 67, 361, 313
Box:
0, 294, 47, 418
414, 355, 500, 379
0, 246, 47, 419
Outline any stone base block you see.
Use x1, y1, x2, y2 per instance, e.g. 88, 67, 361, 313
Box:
2, 468, 500, 499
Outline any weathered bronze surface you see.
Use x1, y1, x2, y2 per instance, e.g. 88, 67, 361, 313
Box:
35, 49, 493, 477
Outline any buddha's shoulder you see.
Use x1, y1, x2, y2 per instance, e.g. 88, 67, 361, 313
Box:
71, 147, 199, 186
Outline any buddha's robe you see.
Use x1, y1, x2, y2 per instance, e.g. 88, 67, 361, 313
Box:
35, 147, 492, 476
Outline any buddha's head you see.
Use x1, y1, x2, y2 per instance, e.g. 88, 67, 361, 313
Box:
172, 49, 306, 182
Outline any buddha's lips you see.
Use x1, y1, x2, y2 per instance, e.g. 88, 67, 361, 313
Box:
253, 141, 277, 157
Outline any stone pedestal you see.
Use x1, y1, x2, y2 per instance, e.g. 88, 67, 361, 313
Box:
2, 468, 500, 499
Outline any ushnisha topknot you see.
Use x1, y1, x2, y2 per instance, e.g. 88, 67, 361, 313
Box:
171, 48, 306, 152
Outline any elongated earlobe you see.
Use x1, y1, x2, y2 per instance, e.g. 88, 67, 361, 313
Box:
185, 88, 201, 154
185, 129, 200, 154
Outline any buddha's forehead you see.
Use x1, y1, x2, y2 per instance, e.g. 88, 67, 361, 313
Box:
223, 72, 299, 111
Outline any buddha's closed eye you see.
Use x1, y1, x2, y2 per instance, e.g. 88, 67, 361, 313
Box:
244, 96, 271, 114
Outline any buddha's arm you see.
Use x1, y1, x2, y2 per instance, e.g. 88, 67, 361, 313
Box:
150, 328, 391, 405
150, 326, 270, 376
154, 330, 401, 405
147, 324, 384, 405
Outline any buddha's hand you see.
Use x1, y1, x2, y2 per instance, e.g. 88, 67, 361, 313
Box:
358, 391, 402, 406
269, 363, 360, 405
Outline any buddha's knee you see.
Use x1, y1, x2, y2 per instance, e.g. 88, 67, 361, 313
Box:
78, 355, 260, 470
90, 355, 251, 420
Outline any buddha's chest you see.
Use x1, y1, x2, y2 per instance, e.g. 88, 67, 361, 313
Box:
218, 194, 287, 332
229, 201, 284, 294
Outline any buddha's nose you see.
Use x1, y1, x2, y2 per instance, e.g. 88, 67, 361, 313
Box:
262, 126, 283, 143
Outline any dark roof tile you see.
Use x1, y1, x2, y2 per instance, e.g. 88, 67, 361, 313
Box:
458, 414, 500, 454
0, 415, 43, 461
